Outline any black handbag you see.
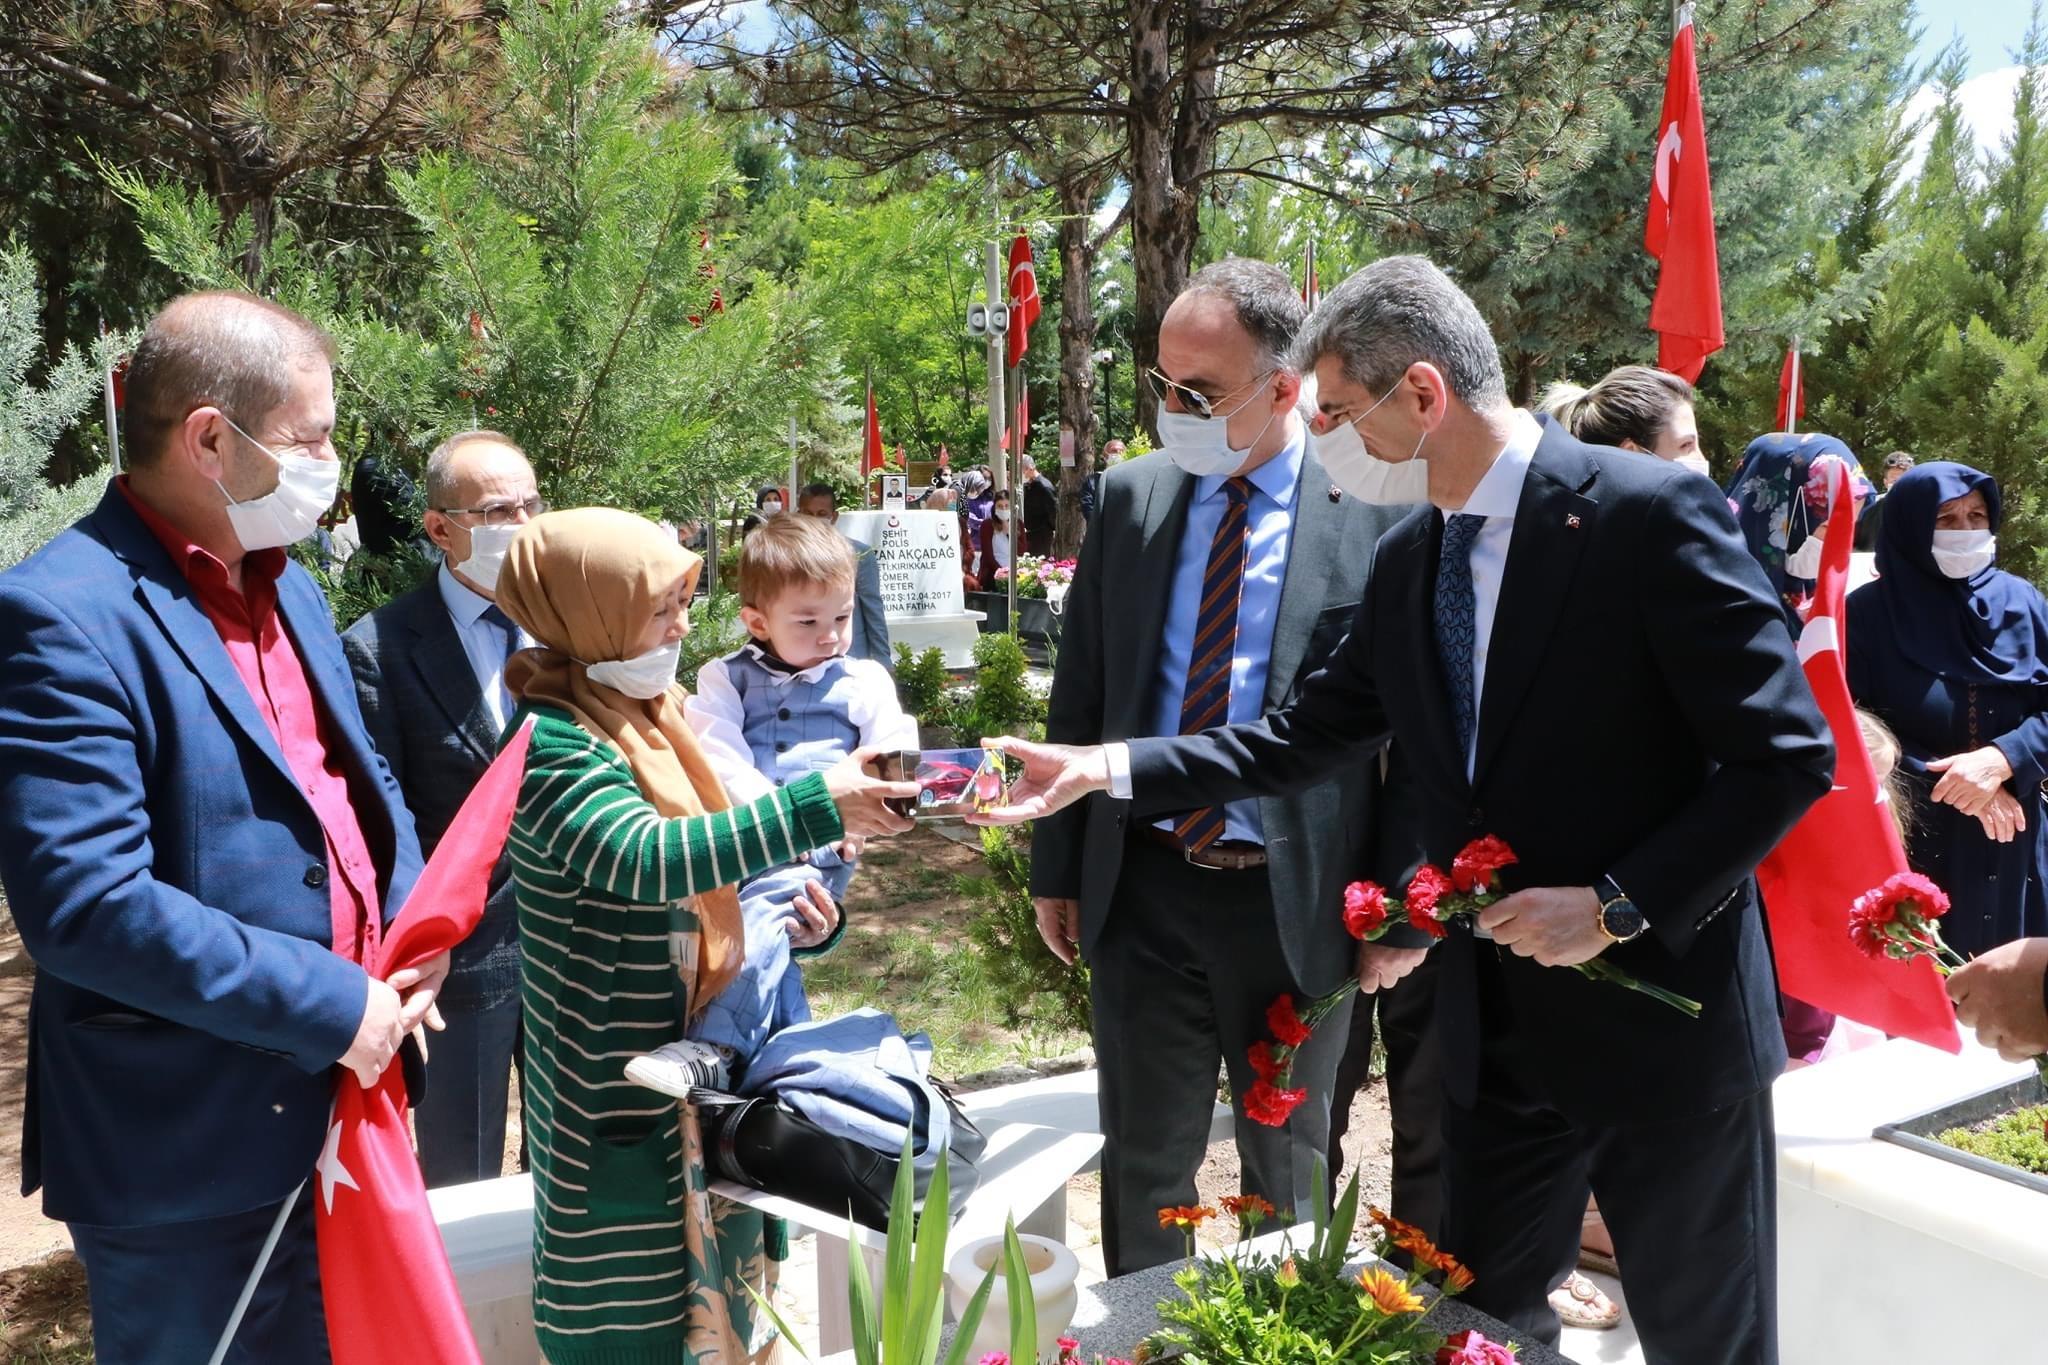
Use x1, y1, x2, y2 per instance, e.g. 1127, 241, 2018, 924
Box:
695, 1085, 986, 1231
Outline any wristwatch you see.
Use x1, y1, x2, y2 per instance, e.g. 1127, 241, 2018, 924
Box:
1595, 875, 1647, 944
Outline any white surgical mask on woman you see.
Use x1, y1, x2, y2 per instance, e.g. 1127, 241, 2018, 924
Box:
1156, 372, 1279, 478
1784, 535, 1824, 580
1310, 385, 1430, 505
1931, 529, 1997, 580
585, 640, 683, 699
1673, 452, 1712, 479
458, 523, 521, 592
215, 415, 339, 551
759, 499, 783, 516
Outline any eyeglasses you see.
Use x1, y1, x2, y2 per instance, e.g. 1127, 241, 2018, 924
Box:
434, 497, 548, 527
1144, 366, 1276, 421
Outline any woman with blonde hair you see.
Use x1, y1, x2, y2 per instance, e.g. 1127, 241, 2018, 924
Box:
493, 508, 915, 1365
1538, 365, 1707, 475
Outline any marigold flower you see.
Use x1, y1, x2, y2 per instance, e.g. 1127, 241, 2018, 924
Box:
1275, 1257, 1301, 1288
1438, 1256, 1475, 1293
1343, 880, 1390, 938
1242, 1079, 1308, 1127
1265, 994, 1313, 1047
1357, 1266, 1426, 1316
1450, 836, 1516, 894
1219, 1193, 1276, 1223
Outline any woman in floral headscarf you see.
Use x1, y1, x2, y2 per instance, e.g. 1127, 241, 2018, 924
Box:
1725, 432, 1877, 627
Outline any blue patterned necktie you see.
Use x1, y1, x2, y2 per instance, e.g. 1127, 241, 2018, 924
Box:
481, 603, 521, 721
1174, 477, 1254, 853
1435, 513, 1485, 768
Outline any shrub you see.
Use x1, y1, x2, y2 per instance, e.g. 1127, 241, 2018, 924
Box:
678, 590, 749, 692
961, 825, 1090, 1036
960, 630, 1041, 739
892, 643, 951, 727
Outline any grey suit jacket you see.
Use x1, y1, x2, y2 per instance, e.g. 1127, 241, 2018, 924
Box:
341, 578, 521, 1006
1029, 447, 1410, 998
845, 531, 893, 672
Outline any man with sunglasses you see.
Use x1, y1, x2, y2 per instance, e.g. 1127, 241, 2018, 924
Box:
1028, 257, 1414, 1274
343, 430, 545, 1186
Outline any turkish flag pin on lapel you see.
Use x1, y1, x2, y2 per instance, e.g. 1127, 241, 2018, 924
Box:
1566, 514, 1582, 529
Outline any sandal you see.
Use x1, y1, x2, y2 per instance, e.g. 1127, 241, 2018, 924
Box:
1549, 1271, 1621, 1330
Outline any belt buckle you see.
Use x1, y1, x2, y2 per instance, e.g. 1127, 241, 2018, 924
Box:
1185, 844, 1220, 871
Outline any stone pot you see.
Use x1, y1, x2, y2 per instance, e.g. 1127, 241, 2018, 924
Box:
944, 1232, 1080, 1358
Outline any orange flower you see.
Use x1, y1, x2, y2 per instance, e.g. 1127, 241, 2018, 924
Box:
1441, 1258, 1475, 1293
1156, 1204, 1218, 1230
1219, 1194, 1276, 1222
1357, 1266, 1426, 1316
1369, 1206, 1442, 1261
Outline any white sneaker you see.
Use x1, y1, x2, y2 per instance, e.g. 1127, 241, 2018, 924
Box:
625, 1039, 733, 1097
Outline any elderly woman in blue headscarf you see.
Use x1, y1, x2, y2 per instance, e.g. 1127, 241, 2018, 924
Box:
1726, 432, 1879, 627
1846, 461, 2048, 959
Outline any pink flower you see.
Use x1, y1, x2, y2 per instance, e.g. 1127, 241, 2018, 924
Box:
1056, 1338, 1080, 1363
978, 1354, 1011, 1365
1436, 1329, 1518, 1364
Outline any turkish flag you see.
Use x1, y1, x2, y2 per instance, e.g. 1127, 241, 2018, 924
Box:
1755, 469, 1960, 1052
315, 719, 534, 1365
1007, 235, 1040, 371
863, 380, 884, 478
1645, 13, 1724, 382
1776, 346, 1804, 431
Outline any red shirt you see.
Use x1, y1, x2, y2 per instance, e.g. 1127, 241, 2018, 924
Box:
118, 478, 382, 965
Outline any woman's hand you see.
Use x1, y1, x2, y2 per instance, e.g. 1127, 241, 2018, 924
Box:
1976, 788, 2029, 844
824, 746, 918, 838
1929, 745, 2016, 817
785, 880, 840, 950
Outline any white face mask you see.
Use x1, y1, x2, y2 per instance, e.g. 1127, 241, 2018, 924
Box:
457, 523, 520, 593
1673, 452, 1712, 479
215, 415, 339, 551
993, 508, 1010, 522
1931, 529, 1996, 579
1784, 535, 1824, 580
1310, 385, 1430, 505
586, 639, 682, 699
1156, 372, 1279, 478
760, 499, 783, 516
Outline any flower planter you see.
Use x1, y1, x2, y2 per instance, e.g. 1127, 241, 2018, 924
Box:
1874, 1072, 2048, 1195
967, 591, 1061, 645
944, 1232, 1081, 1357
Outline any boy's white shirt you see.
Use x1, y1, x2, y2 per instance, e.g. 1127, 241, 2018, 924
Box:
685, 643, 920, 805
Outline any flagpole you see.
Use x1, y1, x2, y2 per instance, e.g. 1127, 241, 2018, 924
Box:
102, 323, 121, 475
986, 241, 1007, 497
865, 360, 875, 510
1787, 337, 1801, 435
207, 1179, 305, 1365
788, 412, 800, 510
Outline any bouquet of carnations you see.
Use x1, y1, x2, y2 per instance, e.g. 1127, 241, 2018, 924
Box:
1243, 837, 1702, 1126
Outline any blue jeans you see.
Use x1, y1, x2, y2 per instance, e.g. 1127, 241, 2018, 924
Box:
69, 1190, 330, 1365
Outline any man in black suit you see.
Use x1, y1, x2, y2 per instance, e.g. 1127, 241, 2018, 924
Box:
983, 256, 1832, 1363
1019, 453, 1059, 556
343, 429, 542, 1186
1030, 257, 1413, 1275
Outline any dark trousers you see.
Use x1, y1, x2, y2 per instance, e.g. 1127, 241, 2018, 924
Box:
415, 988, 524, 1188
1441, 955, 1778, 1365
1090, 835, 1352, 1276
1327, 947, 1445, 1243
70, 1191, 330, 1365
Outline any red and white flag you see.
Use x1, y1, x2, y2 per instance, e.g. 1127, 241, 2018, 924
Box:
1754, 468, 1959, 1052
1645, 8, 1724, 382
1006, 235, 1040, 371
315, 720, 534, 1365
1777, 345, 1804, 432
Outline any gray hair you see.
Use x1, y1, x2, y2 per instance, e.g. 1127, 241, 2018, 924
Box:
122, 291, 335, 467
424, 429, 526, 508
1182, 257, 1307, 371
1294, 256, 1506, 407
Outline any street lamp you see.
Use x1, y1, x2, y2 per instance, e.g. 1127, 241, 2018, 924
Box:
1093, 347, 1117, 441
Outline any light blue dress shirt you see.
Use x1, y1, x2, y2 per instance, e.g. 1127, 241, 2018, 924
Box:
1148, 431, 1306, 844
436, 562, 531, 732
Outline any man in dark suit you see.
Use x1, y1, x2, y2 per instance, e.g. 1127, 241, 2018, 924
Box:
0, 292, 436, 1362
797, 482, 892, 672
1030, 258, 1411, 1275
984, 256, 1833, 1364
343, 429, 542, 1186
1019, 453, 1059, 556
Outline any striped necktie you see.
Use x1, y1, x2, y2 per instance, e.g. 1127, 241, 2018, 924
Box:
1173, 477, 1254, 854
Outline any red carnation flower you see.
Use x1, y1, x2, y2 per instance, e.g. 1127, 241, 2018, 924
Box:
1436, 1330, 1518, 1365
1343, 880, 1390, 939
1848, 902, 1891, 960
1450, 836, 1516, 894
1243, 1079, 1309, 1127
1266, 994, 1313, 1047
1248, 1041, 1284, 1083
1406, 865, 1454, 939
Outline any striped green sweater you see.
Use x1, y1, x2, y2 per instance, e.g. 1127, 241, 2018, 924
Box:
510, 706, 843, 1365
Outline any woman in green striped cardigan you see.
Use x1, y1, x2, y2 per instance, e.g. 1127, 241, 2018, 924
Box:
495, 510, 916, 1365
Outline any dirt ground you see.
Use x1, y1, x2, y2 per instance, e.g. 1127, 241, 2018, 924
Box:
0, 824, 1395, 1361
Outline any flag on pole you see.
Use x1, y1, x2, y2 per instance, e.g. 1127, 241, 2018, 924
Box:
864, 374, 885, 478
314, 720, 534, 1365
1645, 6, 1724, 382
1007, 235, 1040, 371
1777, 345, 1804, 432
1754, 467, 1960, 1053
1301, 238, 1320, 310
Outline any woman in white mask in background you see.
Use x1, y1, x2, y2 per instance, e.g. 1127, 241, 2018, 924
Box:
1537, 365, 1709, 477
1725, 431, 1877, 628
1847, 462, 2048, 960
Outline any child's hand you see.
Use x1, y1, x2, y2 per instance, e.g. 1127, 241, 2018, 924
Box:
834, 834, 867, 861
784, 879, 840, 950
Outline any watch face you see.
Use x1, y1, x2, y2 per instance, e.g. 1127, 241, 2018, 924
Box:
1601, 900, 1646, 941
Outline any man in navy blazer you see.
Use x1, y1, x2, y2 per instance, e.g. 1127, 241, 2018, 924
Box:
0, 292, 438, 1364
978, 258, 1833, 1364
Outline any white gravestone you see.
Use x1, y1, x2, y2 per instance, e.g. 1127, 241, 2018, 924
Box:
839, 509, 985, 669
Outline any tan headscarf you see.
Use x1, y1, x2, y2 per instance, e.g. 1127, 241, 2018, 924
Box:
495, 508, 744, 1009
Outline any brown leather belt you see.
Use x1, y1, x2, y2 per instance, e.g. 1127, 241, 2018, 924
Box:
1138, 824, 1268, 871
